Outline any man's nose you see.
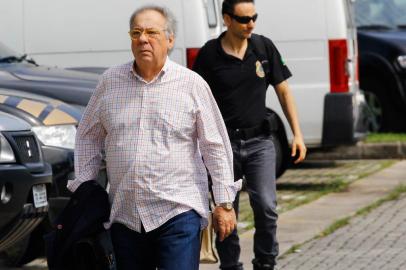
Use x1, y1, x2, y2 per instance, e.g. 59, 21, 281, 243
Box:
138, 31, 149, 43
248, 20, 255, 28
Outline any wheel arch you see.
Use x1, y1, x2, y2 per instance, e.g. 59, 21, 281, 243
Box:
359, 52, 406, 107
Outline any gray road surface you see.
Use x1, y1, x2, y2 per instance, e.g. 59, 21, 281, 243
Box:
278, 194, 406, 270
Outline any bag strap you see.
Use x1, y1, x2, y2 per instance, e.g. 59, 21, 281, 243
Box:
208, 175, 215, 211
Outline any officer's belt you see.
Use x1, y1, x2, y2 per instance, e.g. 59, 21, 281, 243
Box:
226, 121, 267, 141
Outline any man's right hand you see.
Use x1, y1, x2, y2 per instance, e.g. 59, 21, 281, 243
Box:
212, 206, 237, 241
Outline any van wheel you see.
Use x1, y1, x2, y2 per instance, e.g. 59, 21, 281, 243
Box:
272, 134, 288, 179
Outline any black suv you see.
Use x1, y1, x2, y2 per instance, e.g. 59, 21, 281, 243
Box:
0, 111, 52, 265
0, 41, 105, 265
354, 0, 406, 132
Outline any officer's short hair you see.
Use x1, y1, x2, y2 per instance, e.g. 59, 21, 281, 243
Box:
222, 0, 255, 15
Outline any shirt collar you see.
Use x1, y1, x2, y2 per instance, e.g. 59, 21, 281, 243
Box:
131, 56, 171, 83
216, 31, 254, 60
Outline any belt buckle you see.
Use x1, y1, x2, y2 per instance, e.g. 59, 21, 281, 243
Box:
235, 128, 247, 140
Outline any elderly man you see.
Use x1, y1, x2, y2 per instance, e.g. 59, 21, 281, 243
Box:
67, 5, 241, 270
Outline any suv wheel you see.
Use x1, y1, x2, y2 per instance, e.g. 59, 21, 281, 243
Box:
362, 77, 401, 132
1, 225, 46, 267
363, 91, 383, 132
1, 236, 29, 267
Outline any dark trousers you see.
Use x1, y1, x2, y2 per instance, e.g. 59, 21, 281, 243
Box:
111, 210, 201, 270
216, 135, 278, 270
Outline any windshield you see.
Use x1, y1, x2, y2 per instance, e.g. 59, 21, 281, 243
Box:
354, 0, 406, 29
0, 42, 19, 59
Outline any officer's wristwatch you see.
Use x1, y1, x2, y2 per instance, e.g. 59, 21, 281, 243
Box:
216, 202, 233, 211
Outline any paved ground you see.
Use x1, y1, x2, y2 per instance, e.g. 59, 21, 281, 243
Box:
202, 160, 406, 270
278, 194, 406, 270
238, 159, 393, 233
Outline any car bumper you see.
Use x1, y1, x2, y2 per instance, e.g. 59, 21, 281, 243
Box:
0, 163, 52, 251
322, 92, 368, 147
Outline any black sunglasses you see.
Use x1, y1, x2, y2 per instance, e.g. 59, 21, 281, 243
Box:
227, 13, 258, 24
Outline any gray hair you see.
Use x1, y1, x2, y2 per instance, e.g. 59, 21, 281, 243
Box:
129, 5, 177, 38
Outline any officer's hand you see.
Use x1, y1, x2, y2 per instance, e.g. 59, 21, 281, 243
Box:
212, 207, 237, 242
291, 135, 307, 164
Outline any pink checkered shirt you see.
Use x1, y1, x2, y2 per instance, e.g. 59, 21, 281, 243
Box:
67, 59, 242, 232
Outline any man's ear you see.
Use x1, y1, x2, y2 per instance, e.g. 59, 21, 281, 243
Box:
167, 33, 175, 50
223, 14, 232, 27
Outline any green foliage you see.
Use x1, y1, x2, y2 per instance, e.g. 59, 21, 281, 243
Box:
365, 133, 406, 143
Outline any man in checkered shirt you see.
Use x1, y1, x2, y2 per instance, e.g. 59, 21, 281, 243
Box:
67, 5, 242, 270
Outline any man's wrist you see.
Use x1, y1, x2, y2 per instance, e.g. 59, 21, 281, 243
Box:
215, 202, 234, 211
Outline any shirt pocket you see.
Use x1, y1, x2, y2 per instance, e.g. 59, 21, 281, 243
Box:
157, 109, 195, 138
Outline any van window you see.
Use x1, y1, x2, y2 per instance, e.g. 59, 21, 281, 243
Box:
206, 0, 218, 28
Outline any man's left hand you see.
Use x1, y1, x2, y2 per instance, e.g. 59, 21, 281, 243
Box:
291, 135, 307, 164
212, 207, 237, 242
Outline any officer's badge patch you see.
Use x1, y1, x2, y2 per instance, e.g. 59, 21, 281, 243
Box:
256, 61, 265, 78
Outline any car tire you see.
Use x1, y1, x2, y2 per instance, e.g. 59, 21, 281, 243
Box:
1, 236, 30, 267
1, 225, 46, 267
362, 77, 405, 132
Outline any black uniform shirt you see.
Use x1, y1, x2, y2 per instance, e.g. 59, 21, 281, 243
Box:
193, 32, 292, 129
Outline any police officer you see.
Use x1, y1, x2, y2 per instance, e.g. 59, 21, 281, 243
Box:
193, 0, 307, 269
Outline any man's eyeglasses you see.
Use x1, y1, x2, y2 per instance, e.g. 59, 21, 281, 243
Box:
128, 28, 167, 40
227, 13, 258, 24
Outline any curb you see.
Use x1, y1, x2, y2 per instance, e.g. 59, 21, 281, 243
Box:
307, 142, 406, 160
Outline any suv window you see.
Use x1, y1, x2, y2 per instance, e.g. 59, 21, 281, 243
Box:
206, 0, 218, 28
354, 0, 406, 29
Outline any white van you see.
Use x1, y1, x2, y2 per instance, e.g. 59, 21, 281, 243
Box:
255, 0, 365, 175
0, 0, 365, 176
0, 0, 221, 69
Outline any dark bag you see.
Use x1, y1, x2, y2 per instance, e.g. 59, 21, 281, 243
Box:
44, 180, 116, 270
73, 230, 116, 270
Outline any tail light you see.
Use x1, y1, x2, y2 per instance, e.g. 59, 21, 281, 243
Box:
186, 48, 200, 69
329, 39, 349, 93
